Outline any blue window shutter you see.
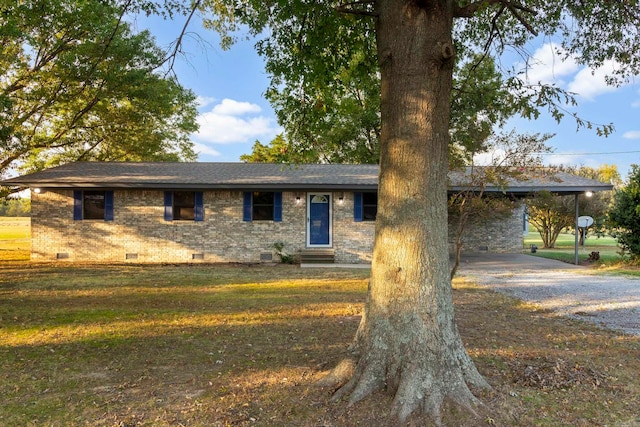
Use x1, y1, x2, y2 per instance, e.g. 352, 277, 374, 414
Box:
194, 191, 204, 222
242, 192, 252, 221
273, 192, 282, 222
354, 192, 363, 222
164, 191, 173, 221
242, 191, 253, 221
73, 190, 83, 220
104, 191, 114, 221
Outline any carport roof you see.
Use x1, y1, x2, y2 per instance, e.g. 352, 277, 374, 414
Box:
1, 162, 613, 194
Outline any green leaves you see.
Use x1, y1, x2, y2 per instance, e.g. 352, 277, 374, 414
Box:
0, 0, 198, 180
608, 164, 640, 258
450, 54, 518, 166
205, 1, 634, 166
240, 134, 319, 163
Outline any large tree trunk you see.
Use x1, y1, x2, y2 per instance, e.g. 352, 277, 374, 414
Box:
322, 1, 489, 424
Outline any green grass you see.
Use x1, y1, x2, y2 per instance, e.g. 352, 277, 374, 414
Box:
1, 217, 639, 424
0, 263, 371, 426
0, 217, 30, 261
523, 228, 619, 249
524, 226, 624, 263
1, 259, 639, 426
523, 228, 640, 276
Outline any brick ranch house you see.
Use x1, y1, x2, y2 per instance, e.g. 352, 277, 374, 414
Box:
1, 162, 612, 264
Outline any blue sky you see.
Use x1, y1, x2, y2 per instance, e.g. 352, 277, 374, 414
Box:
132, 14, 640, 178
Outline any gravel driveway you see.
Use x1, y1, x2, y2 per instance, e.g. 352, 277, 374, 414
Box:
456, 254, 640, 336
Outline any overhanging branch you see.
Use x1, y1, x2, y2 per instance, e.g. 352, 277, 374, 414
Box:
504, 1, 538, 36
161, 0, 202, 75
454, 0, 538, 36
336, 0, 378, 17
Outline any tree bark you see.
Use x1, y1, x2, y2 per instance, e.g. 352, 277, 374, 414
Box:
322, 0, 490, 424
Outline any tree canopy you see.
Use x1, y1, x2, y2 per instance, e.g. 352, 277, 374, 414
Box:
240, 134, 319, 163
0, 0, 199, 187
608, 164, 640, 258
197, 0, 640, 423
241, 50, 517, 166
208, 2, 632, 169
0, 197, 30, 216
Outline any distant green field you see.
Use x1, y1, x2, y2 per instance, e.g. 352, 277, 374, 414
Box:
0, 217, 30, 261
524, 229, 618, 248
523, 225, 622, 264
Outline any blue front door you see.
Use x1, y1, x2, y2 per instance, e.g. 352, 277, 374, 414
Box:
308, 194, 331, 246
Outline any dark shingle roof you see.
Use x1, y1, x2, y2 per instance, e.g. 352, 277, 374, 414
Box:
1, 162, 379, 191
1, 162, 613, 194
447, 167, 613, 194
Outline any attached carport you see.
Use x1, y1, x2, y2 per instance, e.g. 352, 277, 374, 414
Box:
448, 168, 614, 264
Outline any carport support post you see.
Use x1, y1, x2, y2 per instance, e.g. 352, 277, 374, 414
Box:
574, 193, 579, 265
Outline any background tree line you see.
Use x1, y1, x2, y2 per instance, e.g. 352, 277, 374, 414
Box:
0, 197, 30, 216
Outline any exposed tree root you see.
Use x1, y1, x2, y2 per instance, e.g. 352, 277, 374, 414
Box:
316, 357, 356, 390
319, 318, 490, 426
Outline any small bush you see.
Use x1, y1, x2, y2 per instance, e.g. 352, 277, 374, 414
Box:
273, 242, 297, 264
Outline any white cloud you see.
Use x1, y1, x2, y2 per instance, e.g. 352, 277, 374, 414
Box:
472, 149, 507, 166
542, 153, 585, 167
519, 44, 627, 101
474, 147, 593, 169
211, 98, 262, 115
196, 96, 217, 108
193, 142, 221, 158
622, 130, 640, 140
523, 43, 579, 85
196, 113, 276, 144
193, 98, 281, 145
631, 100, 640, 108
567, 60, 621, 100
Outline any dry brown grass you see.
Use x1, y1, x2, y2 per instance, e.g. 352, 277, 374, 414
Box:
0, 261, 638, 426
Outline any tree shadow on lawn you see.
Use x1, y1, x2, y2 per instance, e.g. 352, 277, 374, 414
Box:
0, 283, 366, 333
0, 314, 364, 426
0, 263, 370, 288
0, 265, 368, 425
451, 282, 640, 427
1, 269, 639, 426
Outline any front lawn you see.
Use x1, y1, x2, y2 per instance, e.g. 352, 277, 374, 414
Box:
1, 260, 638, 426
